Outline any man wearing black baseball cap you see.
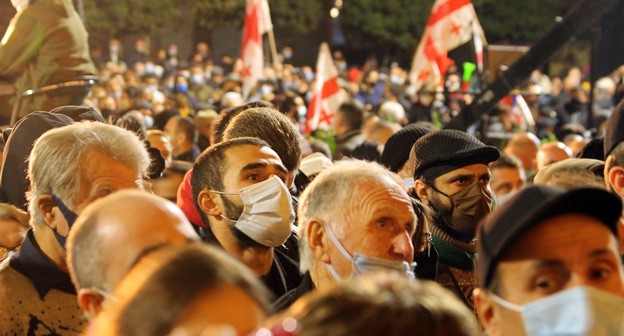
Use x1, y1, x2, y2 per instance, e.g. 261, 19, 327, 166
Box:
413, 129, 499, 309
474, 185, 624, 335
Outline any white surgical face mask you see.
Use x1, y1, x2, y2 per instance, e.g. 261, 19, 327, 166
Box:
323, 222, 415, 281
11, 0, 28, 11
212, 176, 294, 247
495, 189, 518, 206
492, 286, 624, 336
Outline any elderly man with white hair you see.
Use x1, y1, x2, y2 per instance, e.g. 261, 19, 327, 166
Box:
0, 122, 149, 335
273, 160, 418, 311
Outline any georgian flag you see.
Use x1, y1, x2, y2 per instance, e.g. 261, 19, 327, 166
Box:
305, 43, 347, 134
241, 0, 273, 99
408, 0, 487, 92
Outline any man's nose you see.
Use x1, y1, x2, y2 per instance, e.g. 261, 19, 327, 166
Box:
392, 230, 414, 263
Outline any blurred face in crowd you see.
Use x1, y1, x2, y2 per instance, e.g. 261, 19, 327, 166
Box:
475, 214, 624, 336
490, 166, 525, 201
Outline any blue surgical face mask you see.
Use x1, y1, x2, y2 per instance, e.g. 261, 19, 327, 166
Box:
175, 83, 188, 93
404, 177, 415, 189
323, 222, 416, 281
51, 194, 78, 248
492, 286, 624, 335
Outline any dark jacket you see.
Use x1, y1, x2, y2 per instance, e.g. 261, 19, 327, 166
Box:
0, 230, 84, 334
272, 271, 314, 312
197, 224, 302, 299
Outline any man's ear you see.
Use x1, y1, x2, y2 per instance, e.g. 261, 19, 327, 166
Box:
607, 166, 624, 197
306, 219, 330, 263
473, 288, 502, 336
414, 179, 430, 206
78, 289, 105, 320
197, 190, 222, 217
37, 194, 57, 229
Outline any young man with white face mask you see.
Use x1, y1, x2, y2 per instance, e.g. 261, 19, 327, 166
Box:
474, 185, 624, 336
413, 129, 500, 310
192, 137, 301, 298
273, 160, 417, 311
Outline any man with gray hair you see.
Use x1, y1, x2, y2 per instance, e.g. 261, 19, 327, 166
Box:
274, 160, 417, 311
0, 122, 149, 335
67, 190, 199, 320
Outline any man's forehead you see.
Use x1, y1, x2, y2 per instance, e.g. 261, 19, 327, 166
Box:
437, 163, 489, 179
500, 213, 618, 262
224, 144, 284, 172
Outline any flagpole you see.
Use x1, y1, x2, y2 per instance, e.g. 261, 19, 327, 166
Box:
267, 29, 280, 68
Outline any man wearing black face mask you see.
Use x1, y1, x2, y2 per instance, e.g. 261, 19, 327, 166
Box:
413, 129, 499, 310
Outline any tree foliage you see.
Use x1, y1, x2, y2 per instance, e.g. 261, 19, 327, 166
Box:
84, 0, 323, 37
473, 0, 563, 44
83, 0, 189, 36
339, 0, 432, 51
83, 0, 575, 59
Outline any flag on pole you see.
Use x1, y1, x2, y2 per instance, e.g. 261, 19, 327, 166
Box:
408, 0, 487, 93
305, 43, 346, 134
241, 0, 273, 99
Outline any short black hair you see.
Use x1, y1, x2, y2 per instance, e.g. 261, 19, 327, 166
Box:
175, 116, 197, 145
490, 154, 522, 171
213, 101, 274, 144
223, 106, 301, 172
337, 101, 365, 131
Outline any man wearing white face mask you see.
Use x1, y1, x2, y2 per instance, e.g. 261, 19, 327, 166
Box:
273, 160, 417, 311
474, 185, 624, 336
192, 137, 302, 298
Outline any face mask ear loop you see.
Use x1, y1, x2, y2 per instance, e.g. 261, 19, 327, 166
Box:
323, 222, 354, 261
491, 294, 523, 312
428, 183, 456, 211
208, 189, 242, 223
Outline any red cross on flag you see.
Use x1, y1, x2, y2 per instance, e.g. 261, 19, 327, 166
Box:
408, 0, 486, 93
241, 0, 273, 99
305, 43, 347, 134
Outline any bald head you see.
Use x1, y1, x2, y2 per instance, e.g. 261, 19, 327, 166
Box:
67, 189, 199, 315
503, 132, 540, 172
536, 141, 573, 171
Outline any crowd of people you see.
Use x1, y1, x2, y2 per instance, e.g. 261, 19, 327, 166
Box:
2, 1, 624, 335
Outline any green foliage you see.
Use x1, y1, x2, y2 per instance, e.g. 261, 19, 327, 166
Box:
193, 0, 322, 34
83, 0, 189, 36
340, 0, 433, 51
473, 0, 562, 43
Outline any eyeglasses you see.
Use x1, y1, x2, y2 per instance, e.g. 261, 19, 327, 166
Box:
0, 245, 20, 262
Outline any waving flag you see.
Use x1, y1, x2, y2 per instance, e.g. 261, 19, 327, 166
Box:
305, 43, 347, 134
408, 0, 486, 92
241, 0, 273, 99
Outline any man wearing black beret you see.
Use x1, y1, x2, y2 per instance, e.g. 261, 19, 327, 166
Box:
413, 129, 499, 310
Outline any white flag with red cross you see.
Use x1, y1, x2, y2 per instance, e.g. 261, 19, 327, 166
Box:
408, 0, 486, 93
305, 43, 347, 134
241, 0, 273, 99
